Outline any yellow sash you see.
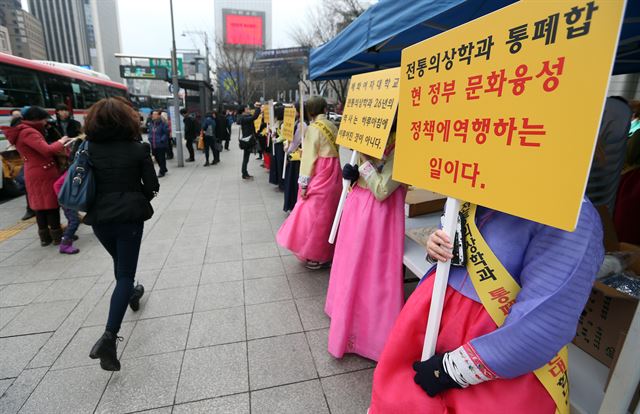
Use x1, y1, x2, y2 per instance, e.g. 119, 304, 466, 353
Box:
312, 120, 338, 153
461, 202, 569, 414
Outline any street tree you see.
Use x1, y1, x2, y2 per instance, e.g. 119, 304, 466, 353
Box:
291, 0, 368, 106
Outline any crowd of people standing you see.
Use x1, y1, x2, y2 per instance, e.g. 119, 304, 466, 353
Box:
3, 92, 637, 413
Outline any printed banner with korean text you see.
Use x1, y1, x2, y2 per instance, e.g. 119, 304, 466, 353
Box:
282, 106, 296, 141
393, 0, 626, 231
337, 67, 401, 159
254, 113, 263, 132
262, 104, 271, 125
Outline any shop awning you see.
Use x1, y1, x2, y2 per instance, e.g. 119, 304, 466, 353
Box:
309, 0, 640, 80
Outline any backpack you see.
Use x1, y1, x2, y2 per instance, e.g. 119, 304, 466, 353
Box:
58, 140, 95, 212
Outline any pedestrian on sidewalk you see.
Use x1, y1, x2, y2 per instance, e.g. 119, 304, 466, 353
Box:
276, 96, 342, 270
52, 134, 84, 254
3, 106, 72, 246
161, 110, 174, 160
201, 111, 218, 166
83, 98, 159, 371
10, 108, 35, 221
215, 109, 229, 157
269, 103, 286, 190
148, 110, 169, 177
180, 108, 198, 162
53, 104, 82, 139
236, 103, 262, 180
224, 109, 234, 150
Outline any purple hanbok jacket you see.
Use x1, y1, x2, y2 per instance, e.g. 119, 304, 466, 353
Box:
426, 199, 604, 378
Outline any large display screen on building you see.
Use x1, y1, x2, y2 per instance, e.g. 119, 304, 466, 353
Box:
223, 10, 264, 47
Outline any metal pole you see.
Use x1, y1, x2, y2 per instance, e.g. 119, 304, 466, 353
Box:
169, 0, 184, 167
204, 34, 211, 112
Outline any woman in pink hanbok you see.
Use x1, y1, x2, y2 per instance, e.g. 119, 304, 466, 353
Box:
276, 96, 342, 270
325, 133, 406, 361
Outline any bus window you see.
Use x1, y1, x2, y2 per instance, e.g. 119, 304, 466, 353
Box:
43, 74, 73, 109
106, 86, 127, 98
80, 81, 105, 108
0, 63, 44, 107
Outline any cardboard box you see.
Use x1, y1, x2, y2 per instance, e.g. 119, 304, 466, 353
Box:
573, 281, 638, 367
405, 189, 446, 218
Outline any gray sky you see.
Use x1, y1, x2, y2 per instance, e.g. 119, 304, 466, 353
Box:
116, 0, 316, 57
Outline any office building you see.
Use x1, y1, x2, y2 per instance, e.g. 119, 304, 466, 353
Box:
0, 24, 10, 53
84, 0, 122, 81
0, 0, 46, 59
28, 0, 90, 66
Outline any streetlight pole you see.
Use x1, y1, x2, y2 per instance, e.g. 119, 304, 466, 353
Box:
169, 0, 184, 167
182, 30, 213, 112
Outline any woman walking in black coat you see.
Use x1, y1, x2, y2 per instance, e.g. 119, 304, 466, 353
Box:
83, 98, 160, 371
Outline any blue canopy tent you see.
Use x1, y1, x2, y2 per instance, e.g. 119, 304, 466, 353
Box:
309, 0, 640, 80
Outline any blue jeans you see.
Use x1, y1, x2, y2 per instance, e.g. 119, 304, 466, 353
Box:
92, 222, 144, 334
62, 208, 80, 240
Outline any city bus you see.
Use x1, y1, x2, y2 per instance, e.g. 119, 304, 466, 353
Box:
0, 52, 128, 195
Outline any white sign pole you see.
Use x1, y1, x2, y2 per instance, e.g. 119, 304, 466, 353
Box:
328, 150, 359, 244
421, 197, 461, 360
282, 152, 288, 180
269, 100, 275, 156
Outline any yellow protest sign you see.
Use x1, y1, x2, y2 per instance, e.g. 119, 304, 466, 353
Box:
393, 0, 625, 231
337, 68, 401, 159
254, 113, 263, 132
262, 104, 271, 125
282, 106, 296, 141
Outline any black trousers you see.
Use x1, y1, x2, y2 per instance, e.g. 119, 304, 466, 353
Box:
93, 222, 144, 335
35, 208, 61, 230
283, 160, 300, 212
203, 135, 220, 163
185, 138, 195, 160
242, 148, 251, 176
152, 148, 167, 174
166, 138, 174, 159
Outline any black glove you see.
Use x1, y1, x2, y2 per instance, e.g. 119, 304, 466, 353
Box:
413, 354, 462, 397
342, 164, 359, 183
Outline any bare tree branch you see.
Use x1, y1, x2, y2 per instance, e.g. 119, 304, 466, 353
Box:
215, 39, 262, 104
290, 0, 368, 106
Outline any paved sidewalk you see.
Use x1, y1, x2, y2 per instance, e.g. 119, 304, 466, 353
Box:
0, 128, 375, 414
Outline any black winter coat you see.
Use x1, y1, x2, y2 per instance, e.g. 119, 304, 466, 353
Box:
236, 107, 261, 138
54, 118, 82, 138
83, 139, 159, 225
216, 115, 230, 140
183, 116, 199, 140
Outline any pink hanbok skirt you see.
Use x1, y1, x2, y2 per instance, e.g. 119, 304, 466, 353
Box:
325, 184, 407, 361
276, 157, 342, 263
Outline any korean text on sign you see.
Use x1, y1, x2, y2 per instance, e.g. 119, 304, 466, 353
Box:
262, 104, 271, 125
281, 106, 296, 141
337, 67, 401, 159
393, 0, 625, 231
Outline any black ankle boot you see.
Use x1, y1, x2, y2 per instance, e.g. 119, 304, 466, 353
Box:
38, 229, 52, 246
89, 331, 122, 371
129, 284, 145, 311
50, 228, 63, 246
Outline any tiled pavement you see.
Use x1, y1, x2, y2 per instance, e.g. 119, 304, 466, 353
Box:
0, 127, 376, 414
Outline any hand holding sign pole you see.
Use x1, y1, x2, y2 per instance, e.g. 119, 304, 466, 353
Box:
329, 150, 359, 244
328, 68, 402, 244
421, 197, 460, 360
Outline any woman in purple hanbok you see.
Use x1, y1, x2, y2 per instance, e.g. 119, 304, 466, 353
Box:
370, 198, 604, 414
